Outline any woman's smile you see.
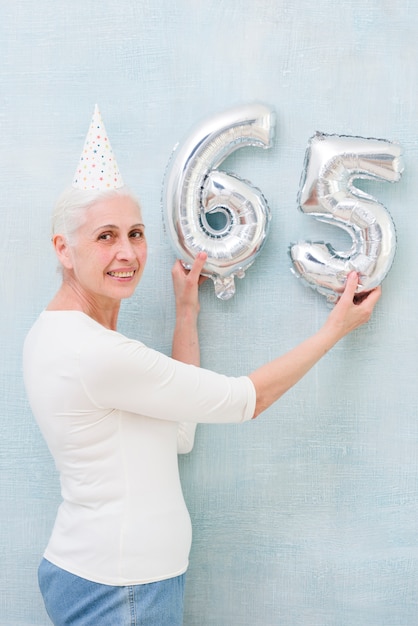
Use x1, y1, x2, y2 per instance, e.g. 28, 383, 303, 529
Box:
107, 269, 137, 279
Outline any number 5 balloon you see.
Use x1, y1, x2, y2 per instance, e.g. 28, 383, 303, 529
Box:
162, 103, 275, 300
290, 132, 403, 302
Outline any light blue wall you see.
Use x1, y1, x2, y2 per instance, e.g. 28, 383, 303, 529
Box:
1, 1, 417, 624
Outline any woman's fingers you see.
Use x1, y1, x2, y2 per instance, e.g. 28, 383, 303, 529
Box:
339, 272, 381, 310
340, 271, 359, 303
187, 252, 208, 281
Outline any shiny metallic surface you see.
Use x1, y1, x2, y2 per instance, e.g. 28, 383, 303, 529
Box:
162, 103, 275, 299
290, 133, 403, 302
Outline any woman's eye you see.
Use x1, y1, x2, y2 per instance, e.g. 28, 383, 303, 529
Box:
98, 233, 113, 241
130, 230, 144, 239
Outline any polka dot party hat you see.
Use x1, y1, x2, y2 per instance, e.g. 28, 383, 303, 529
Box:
73, 104, 124, 190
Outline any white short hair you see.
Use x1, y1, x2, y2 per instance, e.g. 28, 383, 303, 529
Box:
51, 186, 141, 243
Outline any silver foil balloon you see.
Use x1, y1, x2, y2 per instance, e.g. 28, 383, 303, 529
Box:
162, 103, 275, 299
290, 132, 403, 303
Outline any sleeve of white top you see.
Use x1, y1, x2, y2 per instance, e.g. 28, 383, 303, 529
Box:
79, 330, 256, 424
177, 422, 197, 454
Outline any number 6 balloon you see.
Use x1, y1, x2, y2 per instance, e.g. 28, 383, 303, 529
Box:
290, 132, 403, 302
162, 103, 275, 300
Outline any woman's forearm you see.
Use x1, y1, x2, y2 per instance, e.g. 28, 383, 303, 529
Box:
171, 309, 200, 366
249, 325, 338, 417
249, 273, 381, 418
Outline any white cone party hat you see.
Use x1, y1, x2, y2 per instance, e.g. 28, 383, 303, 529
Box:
73, 104, 124, 190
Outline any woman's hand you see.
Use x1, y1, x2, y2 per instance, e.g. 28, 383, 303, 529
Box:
323, 272, 382, 342
171, 252, 208, 319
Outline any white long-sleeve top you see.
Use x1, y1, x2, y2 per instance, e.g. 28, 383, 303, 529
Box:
23, 311, 256, 585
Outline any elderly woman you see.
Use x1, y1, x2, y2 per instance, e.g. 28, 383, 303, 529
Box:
23, 108, 381, 626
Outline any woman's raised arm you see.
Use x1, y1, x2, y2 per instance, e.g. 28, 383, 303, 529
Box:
249, 272, 381, 417
171, 252, 208, 367
171, 252, 208, 453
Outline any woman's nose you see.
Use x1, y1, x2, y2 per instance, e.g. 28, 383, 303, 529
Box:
116, 237, 136, 261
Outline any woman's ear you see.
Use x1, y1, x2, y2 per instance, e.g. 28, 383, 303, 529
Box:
52, 235, 73, 269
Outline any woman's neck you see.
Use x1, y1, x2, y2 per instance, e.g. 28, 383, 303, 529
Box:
46, 281, 120, 331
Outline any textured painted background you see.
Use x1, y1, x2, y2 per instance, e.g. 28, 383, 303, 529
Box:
1, 1, 417, 625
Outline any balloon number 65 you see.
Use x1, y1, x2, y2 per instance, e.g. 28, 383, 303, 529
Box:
290, 132, 403, 302
162, 103, 274, 300
163, 105, 403, 301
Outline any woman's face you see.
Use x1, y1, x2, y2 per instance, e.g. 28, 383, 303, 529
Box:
64, 194, 147, 305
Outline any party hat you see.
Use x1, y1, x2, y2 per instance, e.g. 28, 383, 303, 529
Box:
73, 104, 124, 190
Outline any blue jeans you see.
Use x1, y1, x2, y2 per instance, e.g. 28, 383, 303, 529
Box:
38, 559, 186, 625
